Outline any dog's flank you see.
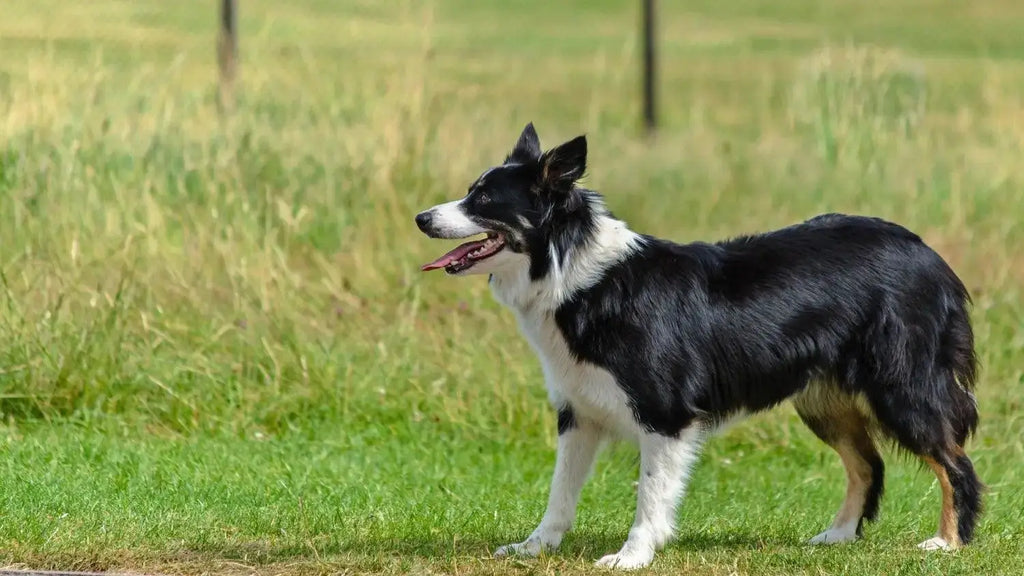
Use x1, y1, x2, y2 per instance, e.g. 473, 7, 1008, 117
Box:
416, 123, 983, 569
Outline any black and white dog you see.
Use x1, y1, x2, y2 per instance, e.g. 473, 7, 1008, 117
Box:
415, 124, 983, 569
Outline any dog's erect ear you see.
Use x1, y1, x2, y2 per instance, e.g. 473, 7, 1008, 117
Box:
505, 122, 542, 164
539, 135, 586, 192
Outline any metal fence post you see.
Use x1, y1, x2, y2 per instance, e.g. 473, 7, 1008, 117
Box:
642, 0, 657, 134
218, 0, 238, 114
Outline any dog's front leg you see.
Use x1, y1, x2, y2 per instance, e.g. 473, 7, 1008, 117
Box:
597, 425, 706, 570
495, 412, 604, 558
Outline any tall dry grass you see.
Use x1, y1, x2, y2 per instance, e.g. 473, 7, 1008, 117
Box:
1, 32, 1021, 438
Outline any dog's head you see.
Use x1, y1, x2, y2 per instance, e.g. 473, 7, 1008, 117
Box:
416, 123, 591, 278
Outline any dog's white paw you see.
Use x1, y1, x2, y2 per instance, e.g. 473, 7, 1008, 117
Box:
917, 537, 953, 551
808, 527, 859, 545
494, 537, 551, 558
595, 548, 655, 570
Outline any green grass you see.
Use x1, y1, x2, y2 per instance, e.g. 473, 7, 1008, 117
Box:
2, 1, 1024, 574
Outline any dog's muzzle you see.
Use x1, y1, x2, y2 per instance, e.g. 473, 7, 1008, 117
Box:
415, 211, 434, 234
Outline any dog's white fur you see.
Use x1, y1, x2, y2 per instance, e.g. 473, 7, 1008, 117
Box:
427, 199, 488, 238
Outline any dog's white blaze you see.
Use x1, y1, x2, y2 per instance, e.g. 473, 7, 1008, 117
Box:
427, 199, 487, 238
596, 427, 706, 570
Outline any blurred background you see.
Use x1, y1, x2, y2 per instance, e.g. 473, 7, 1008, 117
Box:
1, 1, 1022, 574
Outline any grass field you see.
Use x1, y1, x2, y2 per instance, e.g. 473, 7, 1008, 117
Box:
2, 1, 1024, 574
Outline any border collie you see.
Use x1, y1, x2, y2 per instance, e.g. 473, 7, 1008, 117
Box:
415, 124, 983, 570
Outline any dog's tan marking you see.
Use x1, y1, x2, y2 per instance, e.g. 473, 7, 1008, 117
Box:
923, 456, 961, 548
794, 382, 883, 544
832, 441, 873, 528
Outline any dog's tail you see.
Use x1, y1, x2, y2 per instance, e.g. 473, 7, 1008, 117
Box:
941, 278, 979, 446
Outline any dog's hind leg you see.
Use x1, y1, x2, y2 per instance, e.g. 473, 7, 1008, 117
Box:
495, 408, 605, 558
794, 384, 884, 545
857, 292, 983, 549
917, 449, 982, 550
865, 385, 983, 550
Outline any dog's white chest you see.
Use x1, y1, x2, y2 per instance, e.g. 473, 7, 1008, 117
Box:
513, 308, 638, 438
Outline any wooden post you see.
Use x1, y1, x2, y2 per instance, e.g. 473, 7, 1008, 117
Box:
217, 0, 238, 113
642, 0, 657, 134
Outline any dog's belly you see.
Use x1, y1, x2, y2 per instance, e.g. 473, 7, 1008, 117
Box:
516, 310, 640, 438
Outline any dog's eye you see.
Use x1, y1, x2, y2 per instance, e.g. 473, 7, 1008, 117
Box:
476, 192, 490, 204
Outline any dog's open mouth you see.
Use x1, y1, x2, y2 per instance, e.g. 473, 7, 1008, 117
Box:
421, 233, 506, 274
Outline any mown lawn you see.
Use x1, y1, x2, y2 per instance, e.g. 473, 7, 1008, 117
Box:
1, 1, 1023, 574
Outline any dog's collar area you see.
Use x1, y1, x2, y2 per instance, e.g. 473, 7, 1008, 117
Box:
421, 233, 506, 273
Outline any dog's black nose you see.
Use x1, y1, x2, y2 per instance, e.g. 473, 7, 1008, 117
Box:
415, 211, 433, 232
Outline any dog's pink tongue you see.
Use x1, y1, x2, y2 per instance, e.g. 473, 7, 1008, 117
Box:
421, 239, 485, 271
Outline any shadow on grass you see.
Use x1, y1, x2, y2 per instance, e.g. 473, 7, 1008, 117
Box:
201, 527, 782, 565
0, 529, 797, 574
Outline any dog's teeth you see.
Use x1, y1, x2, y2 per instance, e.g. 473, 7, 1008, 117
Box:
465, 238, 503, 261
